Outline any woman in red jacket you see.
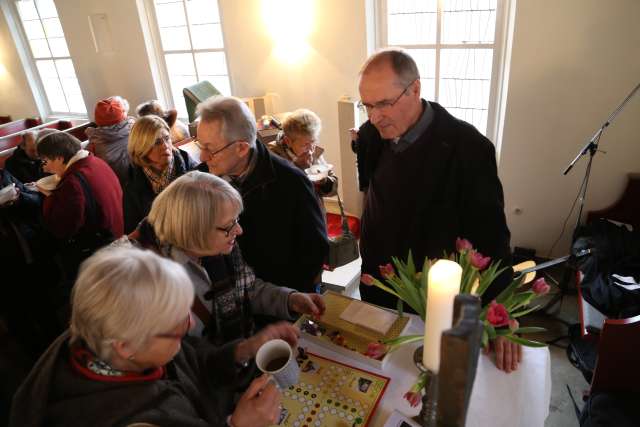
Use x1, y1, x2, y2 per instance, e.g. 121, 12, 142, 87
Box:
36, 130, 123, 280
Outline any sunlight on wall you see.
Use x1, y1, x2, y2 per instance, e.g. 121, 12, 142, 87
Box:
261, 0, 314, 64
0, 62, 7, 78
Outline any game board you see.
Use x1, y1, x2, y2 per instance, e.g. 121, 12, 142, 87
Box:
272, 348, 389, 427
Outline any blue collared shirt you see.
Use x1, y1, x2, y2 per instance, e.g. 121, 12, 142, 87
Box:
390, 99, 433, 154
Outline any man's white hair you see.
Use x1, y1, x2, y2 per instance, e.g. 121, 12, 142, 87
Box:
196, 96, 257, 148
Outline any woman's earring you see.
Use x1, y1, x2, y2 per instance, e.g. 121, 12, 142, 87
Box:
128, 355, 135, 361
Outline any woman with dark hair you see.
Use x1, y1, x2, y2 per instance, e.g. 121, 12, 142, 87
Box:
136, 99, 190, 143
36, 130, 123, 279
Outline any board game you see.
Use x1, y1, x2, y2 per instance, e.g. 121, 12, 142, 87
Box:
296, 291, 411, 369
272, 348, 390, 427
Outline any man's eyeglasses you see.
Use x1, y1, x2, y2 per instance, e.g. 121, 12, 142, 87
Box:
195, 140, 240, 157
155, 313, 191, 340
357, 80, 416, 113
216, 217, 240, 237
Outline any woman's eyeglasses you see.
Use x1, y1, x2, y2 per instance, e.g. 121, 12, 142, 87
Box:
216, 217, 240, 237
154, 135, 172, 147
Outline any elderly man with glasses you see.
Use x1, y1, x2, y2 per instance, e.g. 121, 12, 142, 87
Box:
353, 48, 517, 372
195, 96, 329, 296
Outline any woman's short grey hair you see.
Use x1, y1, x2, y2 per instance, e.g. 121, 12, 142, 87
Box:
282, 109, 322, 140
148, 171, 243, 254
360, 48, 420, 88
36, 130, 81, 163
196, 96, 257, 148
69, 246, 194, 361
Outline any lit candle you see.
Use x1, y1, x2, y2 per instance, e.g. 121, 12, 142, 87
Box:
422, 259, 461, 372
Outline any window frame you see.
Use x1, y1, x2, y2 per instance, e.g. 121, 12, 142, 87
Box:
3, 0, 87, 118
140, 0, 234, 119
374, 0, 512, 146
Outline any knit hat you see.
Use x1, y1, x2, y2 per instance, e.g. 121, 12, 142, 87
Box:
94, 97, 127, 126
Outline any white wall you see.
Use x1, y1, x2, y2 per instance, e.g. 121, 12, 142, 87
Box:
0, 7, 38, 119
499, 0, 640, 257
54, 0, 157, 119
219, 0, 369, 181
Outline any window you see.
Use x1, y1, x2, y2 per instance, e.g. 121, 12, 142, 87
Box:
149, 0, 231, 118
14, 0, 86, 114
378, 0, 508, 137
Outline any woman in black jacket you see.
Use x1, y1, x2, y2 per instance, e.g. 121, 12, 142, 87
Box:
123, 115, 197, 232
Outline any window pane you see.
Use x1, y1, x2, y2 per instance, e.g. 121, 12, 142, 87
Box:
159, 26, 191, 51
48, 37, 70, 57
35, 59, 57, 78
36, 60, 68, 112
35, 0, 58, 19
201, 75, 230, 96
190, 23, 223, 49
29, 39, 51, 58
387, 0, 437, 45
16, 1, 39, 21
441, 0, 496, 44
22, 20, 45, 40
186, 0, 220, 25
59, 77, 86, 114
168, 75, 198, 117
406, 49, 436, 102
194, 51, 227, 76
155, 1, 186, 27
439, 49, 493, 133
41, 17, 64, 38
54, 59, 76, 78
165, 53, 196, 76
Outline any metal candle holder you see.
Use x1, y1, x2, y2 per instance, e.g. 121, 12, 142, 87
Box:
413, 346, 438, 427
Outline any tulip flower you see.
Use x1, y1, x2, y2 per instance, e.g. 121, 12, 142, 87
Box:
361, 274, 375, 286
487, 300, 509, 327
456, 237, 473, 253
532, 277, 551, 295
364, 342, 388, 360
469, 250, 491, 270
404, 391, 422, 407
379, 263, 395, 279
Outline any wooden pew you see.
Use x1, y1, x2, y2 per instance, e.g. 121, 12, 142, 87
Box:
0, 117, 42, 138
0, 116, 11, 125
0, 119, 88, 169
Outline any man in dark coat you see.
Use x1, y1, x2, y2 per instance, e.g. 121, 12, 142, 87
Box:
354, 48, 517, 372
195, 96, 329, 294
4, 131, 48, 183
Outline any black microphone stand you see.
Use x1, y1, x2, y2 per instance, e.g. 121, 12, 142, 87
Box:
545, 82, 640, 315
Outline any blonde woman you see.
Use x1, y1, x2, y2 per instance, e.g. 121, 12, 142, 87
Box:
10, 246, 284, 427
131, 171, 324, 342
123, 115, 196, 233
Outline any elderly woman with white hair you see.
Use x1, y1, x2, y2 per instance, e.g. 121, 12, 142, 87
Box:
10, 246, 284, 427
123, 115, 197, 233
130, 170, 324, 347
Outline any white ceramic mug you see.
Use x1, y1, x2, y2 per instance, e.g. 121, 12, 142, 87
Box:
255, 339, 300, 389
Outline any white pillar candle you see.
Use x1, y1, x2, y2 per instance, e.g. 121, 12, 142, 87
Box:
422, 259, 461, 373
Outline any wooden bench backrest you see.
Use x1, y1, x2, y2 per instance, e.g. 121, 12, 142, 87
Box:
0, 117, 42, 138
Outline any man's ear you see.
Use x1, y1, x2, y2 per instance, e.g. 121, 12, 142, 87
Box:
111, 340, 136, 360
236, 140, 252, 157
411, 79, 421, 98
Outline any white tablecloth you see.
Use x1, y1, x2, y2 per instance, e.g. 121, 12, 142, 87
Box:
300, 315, 551, 427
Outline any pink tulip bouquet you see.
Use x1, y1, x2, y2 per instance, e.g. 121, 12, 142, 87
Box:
361, 238, 549, 405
